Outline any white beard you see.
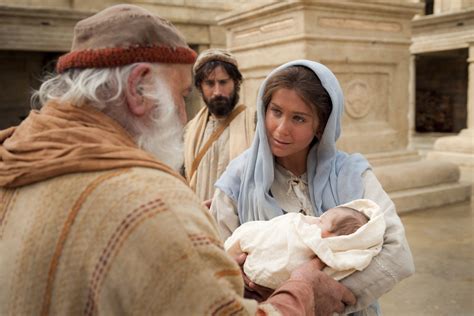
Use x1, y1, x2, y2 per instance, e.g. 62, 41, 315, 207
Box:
135, 80, 184, 172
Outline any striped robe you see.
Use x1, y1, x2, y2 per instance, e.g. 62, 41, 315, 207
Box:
0, 101, 314, 316
0, 167, 267, 315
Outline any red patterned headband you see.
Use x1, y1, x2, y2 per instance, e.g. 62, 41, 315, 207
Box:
56, 45, 197, 73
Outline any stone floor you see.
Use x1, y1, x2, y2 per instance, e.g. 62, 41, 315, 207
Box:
379, 199, 474, 316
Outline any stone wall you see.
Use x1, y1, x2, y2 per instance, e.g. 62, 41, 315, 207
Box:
0, 0, 274, 128
434, 0, 474, 14
0, 51, 60, 129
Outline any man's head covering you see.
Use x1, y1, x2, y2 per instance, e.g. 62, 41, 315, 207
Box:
56, 4, 196, 73
215, 60, 371, 223
193, 48, 238, 74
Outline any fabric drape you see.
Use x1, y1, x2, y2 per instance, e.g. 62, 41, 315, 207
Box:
0, 101, 183, 188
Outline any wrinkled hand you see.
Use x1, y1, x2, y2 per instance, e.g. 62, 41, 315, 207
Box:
234, 253, 274, 302
202, 199, 212, 209
290, 258, 356, 316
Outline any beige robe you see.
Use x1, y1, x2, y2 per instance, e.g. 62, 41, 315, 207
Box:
0, 101, 316, 316
184, 105, 255, 201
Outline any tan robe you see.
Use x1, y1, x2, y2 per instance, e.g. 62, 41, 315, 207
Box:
184, 105, 255, 201
0, 101, 315, 316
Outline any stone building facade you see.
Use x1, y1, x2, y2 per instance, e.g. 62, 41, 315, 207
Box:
0, 0, 272, 127
410, 0, 474, 186
0, 0, 472, 210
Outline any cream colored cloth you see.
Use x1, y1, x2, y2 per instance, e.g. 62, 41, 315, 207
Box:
224, 199, 385, 290
270, 163, 315, 216
212, 169, 414, 314
184, 105, 255, 201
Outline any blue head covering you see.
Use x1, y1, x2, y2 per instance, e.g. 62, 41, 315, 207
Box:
215, 60, 371, 223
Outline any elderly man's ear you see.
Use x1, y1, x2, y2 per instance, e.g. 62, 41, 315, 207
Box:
126, 63, 154, 117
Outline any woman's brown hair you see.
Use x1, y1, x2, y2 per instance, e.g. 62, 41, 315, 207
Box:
262, 66, 332, 139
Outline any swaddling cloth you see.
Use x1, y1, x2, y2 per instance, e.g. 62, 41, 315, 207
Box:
224, 199, 385, 289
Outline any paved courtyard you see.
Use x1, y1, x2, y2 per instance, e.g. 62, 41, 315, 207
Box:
380, 198, 474, 315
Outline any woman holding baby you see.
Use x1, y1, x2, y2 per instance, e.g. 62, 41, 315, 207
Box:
210, 60, 414, 316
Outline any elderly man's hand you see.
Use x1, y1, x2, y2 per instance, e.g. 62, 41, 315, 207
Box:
290, 258, 356, 316
234, 253, 274, 302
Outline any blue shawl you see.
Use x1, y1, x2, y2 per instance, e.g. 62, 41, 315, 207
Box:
215, 60, 371, 223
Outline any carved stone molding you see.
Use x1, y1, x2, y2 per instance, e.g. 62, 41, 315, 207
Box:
345, 79, 372, 119
318, 17, 401, 33
234, 18, 295, 41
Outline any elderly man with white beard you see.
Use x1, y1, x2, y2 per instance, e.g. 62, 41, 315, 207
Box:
0, 4, 356, 316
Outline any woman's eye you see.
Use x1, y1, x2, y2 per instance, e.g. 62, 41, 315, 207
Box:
271, 108, 282, 116
294, 115, 306, 123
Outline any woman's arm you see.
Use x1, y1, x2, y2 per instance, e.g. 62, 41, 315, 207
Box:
210, 188, 240, 241
210, 187, 360, 314
341, 169, 415, 313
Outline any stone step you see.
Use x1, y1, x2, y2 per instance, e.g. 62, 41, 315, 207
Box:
388, 182, 471, 214
365, 149, 421, 167
373, 159, 472, 213
373, 160, 459, 192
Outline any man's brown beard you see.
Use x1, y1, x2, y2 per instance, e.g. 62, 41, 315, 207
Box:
204, 92, 238, 117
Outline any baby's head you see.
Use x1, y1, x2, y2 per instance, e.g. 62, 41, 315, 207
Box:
318, 206, 369, 238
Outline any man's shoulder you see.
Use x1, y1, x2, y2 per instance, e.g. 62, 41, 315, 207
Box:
75, 167, 200, 218
123, 166, 188, 188
60, 167, 189, 196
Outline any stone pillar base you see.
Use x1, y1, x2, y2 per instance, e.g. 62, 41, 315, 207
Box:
362, 149, 471, 213
373, 158, 471, 213
427, 129, 474, 190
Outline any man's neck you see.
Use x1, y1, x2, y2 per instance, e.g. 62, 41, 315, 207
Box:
208, 110, 230, 121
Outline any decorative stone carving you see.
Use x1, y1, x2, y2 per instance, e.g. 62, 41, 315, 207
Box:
345, 79, 372, 119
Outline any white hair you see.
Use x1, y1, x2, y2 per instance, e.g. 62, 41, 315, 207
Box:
133, 78, 184, 171
32, 63, 184, 171
32, 64, 137, 110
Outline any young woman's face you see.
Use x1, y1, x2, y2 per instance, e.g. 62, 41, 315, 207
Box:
265, 88, 318, 163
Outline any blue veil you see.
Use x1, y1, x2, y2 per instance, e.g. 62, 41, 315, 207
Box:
216, 60, 371, 223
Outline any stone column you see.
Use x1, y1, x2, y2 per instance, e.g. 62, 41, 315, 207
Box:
408, 54, 417, 146
219, 0, 471, 212
468, 43, 474, 130
427, 42, 474, 185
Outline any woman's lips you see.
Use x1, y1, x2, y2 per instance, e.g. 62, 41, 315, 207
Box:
272, 137, 291, 146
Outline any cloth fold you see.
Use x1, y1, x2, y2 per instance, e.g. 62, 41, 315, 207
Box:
224, 199, 385, 289
0, 101, 183, 188
184, 104, 254, 192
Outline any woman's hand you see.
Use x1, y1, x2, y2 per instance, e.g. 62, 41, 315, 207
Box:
234, 253, 274, 302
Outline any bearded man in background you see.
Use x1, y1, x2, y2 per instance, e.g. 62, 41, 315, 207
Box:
0, 4, 355, 316
184, 49, 256, 202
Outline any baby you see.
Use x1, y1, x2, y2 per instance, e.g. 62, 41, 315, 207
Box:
224, 199, 385, 289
